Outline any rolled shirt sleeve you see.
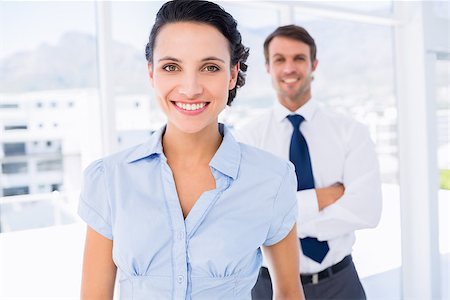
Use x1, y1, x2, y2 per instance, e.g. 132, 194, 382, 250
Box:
296, 188, 319, 225
300, 123, 383, 241
264, 162, 298, 246
78, 159, 113, 240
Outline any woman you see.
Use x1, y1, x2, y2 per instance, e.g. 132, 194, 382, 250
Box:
78, 1, 304, 299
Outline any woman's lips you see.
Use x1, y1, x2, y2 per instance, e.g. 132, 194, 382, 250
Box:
172, 101, 210, 115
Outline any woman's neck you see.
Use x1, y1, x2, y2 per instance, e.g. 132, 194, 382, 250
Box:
162, 123, 222, 167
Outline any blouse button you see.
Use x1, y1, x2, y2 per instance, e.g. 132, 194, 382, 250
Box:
177, 275, 184, 284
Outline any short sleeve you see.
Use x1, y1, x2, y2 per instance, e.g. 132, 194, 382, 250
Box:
263, 162, 298, 246
78, 159, 113, 240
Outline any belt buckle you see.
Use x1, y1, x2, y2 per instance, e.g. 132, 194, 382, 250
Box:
312, 273, 319, 284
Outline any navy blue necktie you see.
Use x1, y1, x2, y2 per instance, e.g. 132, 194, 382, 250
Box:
287, 114, 329, 263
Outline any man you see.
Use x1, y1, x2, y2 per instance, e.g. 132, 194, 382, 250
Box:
235, 25, 382, 299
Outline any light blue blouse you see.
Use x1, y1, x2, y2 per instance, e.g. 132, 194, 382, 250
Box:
78, 124, 298, 300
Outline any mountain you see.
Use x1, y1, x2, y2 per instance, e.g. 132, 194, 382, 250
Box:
0, 31, 149, 93
0, 23, 396, 108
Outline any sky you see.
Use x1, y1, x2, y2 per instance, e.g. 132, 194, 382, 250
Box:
0, 2, 97, 59
0, 1, 280, 60
0, 0, 401, 60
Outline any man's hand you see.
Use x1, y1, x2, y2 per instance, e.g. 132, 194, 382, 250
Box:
316, 183, 345, 210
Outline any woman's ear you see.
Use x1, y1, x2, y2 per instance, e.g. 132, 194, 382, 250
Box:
229, 63, 239, 90
148, 63, 154, 86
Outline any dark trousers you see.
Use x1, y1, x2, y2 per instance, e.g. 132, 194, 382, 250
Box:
251, 256, 366, 300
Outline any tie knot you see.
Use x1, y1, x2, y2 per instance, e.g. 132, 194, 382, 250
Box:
287, 114, 305, 128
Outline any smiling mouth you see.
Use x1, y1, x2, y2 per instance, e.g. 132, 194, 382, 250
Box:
282, 78, 300, 84
172, 101, 209, 112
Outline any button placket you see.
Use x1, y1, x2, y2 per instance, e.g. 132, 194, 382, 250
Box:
161, 160, 188, 299
177, 275, 184, 284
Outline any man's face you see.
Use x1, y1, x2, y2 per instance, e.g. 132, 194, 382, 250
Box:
266, 36, 318, 110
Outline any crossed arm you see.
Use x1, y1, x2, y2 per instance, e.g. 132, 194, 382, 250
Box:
298, 124, 382, 240
316, 183, 345, 211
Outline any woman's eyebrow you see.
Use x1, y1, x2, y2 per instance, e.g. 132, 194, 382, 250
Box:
158, 56, 181, 62
201, 56, 225, 63
157, 56, 225, 63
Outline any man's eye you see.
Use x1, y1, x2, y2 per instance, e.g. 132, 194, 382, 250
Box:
204, 65, 219, 72
163, 65, 178, 72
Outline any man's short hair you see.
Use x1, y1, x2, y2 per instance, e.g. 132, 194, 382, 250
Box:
263, 25, 317, 64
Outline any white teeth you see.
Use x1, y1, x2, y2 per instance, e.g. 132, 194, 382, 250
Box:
283, 78, 298, 83
175, 102, 207, 111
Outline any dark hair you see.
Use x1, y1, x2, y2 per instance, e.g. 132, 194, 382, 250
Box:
263, 25, 317, 64
145, 0, 249, 106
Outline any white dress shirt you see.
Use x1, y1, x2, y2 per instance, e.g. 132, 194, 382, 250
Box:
234, 99, 382, 274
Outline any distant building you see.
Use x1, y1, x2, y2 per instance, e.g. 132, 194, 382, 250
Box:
0, 89, 90, 197
0, 89, 168, 198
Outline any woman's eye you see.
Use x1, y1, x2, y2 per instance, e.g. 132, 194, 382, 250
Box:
204, 65, 219, 72
163, 65, 178, 72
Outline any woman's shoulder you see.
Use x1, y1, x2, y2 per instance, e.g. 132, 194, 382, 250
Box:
85, 141, 155, 174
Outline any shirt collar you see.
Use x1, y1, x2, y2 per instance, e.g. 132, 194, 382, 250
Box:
273, 98, 319, 123
126, 123, 241, 180
126, 125, 165, 163
209, 123, 241, 180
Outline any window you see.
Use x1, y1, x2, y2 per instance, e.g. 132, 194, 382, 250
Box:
3, 143, 26, 156
110, 1, 166, 150
0, 0, 97, 230
3, 186, 29, 197
51, 183, 61, 191
293, 10, 401, 298
299, 1, 393, 15
220, 2, 279, 109
0, 103, 19, 109
1, 162, 28, 174
4, 125, 27, 130
36, 159, 63, 172
294, 12, 397, 183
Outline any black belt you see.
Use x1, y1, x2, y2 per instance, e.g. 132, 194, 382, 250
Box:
300, 255, 352, 285
259, 255, 352, 286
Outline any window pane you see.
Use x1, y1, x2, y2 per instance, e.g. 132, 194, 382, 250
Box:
110, 2, 165, 150
299, 1, 393, 15
3, 186, 29, 197
219, 2, 280, 126
0, 1, 98, 233
294, 13, 397, 184
221, 2, 279, 106
37, 159, 63, 172
3, 143, 26, 156
294, 11, 399, 298
0, 2, 97, 91
4, 125, 27, 131
1, 162, 28, 174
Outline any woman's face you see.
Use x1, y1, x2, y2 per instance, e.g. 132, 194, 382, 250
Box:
149, 22, 238, 134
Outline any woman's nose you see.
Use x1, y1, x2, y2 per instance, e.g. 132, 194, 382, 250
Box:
178, 72, 203, 99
